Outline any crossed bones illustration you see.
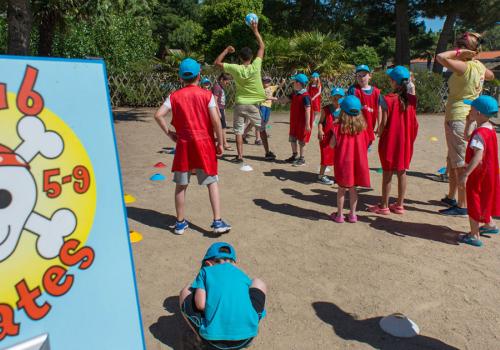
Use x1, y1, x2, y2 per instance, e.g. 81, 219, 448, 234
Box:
0, 116, 76, 262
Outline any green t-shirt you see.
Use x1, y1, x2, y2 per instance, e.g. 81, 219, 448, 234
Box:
446, 60, 486, 121
223, 57, 266, 105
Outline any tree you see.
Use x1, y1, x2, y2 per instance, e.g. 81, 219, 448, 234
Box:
6, 0, 31, 55
395, 0, 410, 65
350, 45, 380, 69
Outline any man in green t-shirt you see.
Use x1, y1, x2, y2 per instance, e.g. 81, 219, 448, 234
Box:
214, 21, 276, 163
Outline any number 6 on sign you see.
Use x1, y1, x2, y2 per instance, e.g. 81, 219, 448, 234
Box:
16, 66, 44, 116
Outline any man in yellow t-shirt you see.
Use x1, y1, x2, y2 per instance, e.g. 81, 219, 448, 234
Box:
214, 21, 276, 163
435, 31, 494, 216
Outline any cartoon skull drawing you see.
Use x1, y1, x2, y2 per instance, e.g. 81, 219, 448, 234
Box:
0, 116, 76, 262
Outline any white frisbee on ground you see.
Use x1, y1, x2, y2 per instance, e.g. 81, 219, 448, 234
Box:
240, 164, 253, 172
379, 313, 420, 338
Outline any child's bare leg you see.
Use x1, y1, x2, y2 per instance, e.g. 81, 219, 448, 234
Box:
381, 170, 393, 208
349, 187, 358, 215
179, 285, 202, 341
337, 187, 346, 215
469, 216, 480, 239
260, 130, 270, 153
175, 184, 188, 221
255, 126, 261, 141
291, 141, 298, 154
299, 143, 305, 158
207, 182, 221, 220
250, 278, 267, 295
319, 165, 326, 176
243, 122, 252, 139
396, 170, 407, 206
222, 129, 229, 148
236, 135, 244, 159
456, 167, 467, 208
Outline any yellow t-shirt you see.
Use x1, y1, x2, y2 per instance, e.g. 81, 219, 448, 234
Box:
260, 85, 278, 108
445, 60, 486, 121
223, 57, 266, 105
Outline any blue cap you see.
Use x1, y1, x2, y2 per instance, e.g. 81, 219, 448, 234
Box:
355, 64, 371, 73
203, 242, 237, 263
179, 58, 201, 79
201, 77, 211, 85
291, 73, 308, 85
330, 87, 345, 97
311, 72, 320, 78
464, 95, 498, 117
340, 95, 362, 116
386, 66, 410, 85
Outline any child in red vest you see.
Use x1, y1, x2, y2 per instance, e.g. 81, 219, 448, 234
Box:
317, 87, 344, 185
369, 66, 418, 215
308, 72, 322, 125
347, 65, 383, 145
154, 58, 231, 235
286, 73, 313, 166
458, 95, 500, 247
329, 95, 370, 223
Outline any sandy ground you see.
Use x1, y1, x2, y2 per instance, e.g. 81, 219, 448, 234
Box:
115, 108, 500, 350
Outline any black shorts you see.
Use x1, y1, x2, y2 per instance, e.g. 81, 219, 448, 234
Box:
220, 108, 227, 129
181, 288, 266, 350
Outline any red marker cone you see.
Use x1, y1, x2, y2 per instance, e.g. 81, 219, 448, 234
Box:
154, 162, 167, 168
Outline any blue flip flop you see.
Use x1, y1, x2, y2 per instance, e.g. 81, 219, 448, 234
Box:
479, 226, 499, 235
458, 234, 483, 247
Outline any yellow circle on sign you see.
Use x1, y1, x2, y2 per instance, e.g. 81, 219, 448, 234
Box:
0, 93, 96, 307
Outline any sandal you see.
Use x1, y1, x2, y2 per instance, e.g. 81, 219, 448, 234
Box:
224, 146, 234, 151
347, 213, 357, 223
458, 234, 483, 247
368, 204, 390, 215
389, 203, 405, 214
330, 212, 345, 223
479, 226, 499, 235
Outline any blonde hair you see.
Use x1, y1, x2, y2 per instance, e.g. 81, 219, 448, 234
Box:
455, 32, 482, 53
339, 111, 367, 135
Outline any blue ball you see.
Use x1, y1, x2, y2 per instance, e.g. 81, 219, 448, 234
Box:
245, 13, 258, 26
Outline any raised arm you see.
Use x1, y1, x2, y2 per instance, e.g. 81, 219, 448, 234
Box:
436, 49, 475, 75
251, 21, 265, 59
214, 46, 235, 69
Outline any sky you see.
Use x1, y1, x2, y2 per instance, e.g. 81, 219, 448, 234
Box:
423, 17, 445, 32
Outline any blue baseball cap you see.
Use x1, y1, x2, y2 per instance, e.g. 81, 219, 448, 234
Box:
340, 95, 362, 116
355, 64, 371, 73
201, 77, 211, 85
464, 95, 498, 117
203, 242, 237, 263
331, 87, 345, 97
386, 66, 410, 85
291, 73, 309, 85
311, 72, 320, 78
179, 58, 201, 79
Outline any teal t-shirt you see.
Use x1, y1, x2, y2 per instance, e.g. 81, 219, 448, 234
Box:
191, 263, 260, 341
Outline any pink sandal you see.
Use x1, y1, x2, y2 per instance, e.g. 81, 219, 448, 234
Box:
368, 204, 390, 215
347, 213, 358, 223
330, 212, 345, 223
389, 203, 405, 214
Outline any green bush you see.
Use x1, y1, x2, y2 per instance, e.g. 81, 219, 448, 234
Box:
371, 70, 444, 113
350, 45, 380, 69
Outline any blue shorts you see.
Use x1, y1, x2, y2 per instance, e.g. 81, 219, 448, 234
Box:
259, 106, 271, 131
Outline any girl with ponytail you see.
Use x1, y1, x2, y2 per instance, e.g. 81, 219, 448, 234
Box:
369, 66, 418, 215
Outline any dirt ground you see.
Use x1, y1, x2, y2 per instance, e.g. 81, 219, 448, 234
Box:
115, 108, 500, 350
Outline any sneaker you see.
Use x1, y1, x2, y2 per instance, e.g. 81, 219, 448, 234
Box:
292, 157, 305, 167
285, 154, 298, 163
265, 151, 277, 161
440, 195, 457, 207
439, 206, 467, 216
174, 220, 189, 235
211, 219, 231, 234
318, 175, 334, 185
255, 139, 262, 145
